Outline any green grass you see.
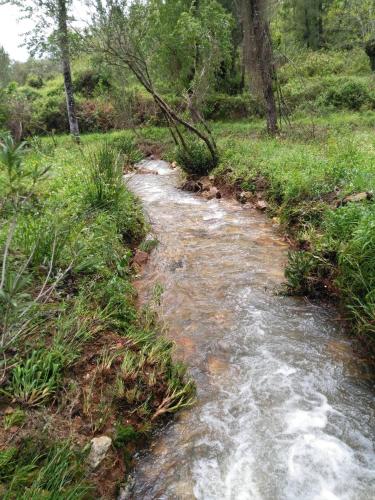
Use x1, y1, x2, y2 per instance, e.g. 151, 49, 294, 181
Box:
210, 112, 375, 352
0, 132, 194, 496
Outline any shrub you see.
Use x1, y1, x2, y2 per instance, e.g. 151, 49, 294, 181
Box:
175, 138, 218, 176
76, 99, 115, 132
321, 80, 370, 110
74, 68, 110, 97
26, 75, 43, 89
203, 94, 263, 120
108, 135, 143, 165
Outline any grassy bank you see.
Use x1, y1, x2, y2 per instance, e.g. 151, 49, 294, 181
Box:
210, 113, 375, 355
0, 134, 194, 498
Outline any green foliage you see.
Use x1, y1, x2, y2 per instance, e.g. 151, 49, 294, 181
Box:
321, 80, 370, 110
108, 135, 143, 165
4, 350, 64, 407
175, 138, 217, 176
2, 442, 89, 499
26, 75, 43, 89
113, 424, 139, 447
85, 142, 123, 209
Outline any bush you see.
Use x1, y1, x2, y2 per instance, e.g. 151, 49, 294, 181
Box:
321, 80, 370, 110
203, 94, 263, 120
26, 75, 43, 89
74, 68, 111, 97
175, 138, 218, 176
76, 99, 115, 132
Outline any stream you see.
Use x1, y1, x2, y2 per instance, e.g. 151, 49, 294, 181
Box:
126, 160, 375, 500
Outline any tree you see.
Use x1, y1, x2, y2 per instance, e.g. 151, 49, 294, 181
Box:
0, 46, 12, 88
295, 0, 324, 50
88, 0, 233, 168
3, 0, 79, 140
241, 0, 278, 134
325, 0, 375, 60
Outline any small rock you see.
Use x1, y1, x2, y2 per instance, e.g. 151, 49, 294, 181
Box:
198, 176, 212, 192
209, 175, 215, 182
117, 477, 135, 500
237, 191, 254, 204
4, 407, 14, 415
256, 200, 269, 211
88, 436, 112, 469
202, 187, 221, 200
171, 161, 177, 169
133, 250, 149, 266
342, 192, 373, 204
137, 167, 158, 175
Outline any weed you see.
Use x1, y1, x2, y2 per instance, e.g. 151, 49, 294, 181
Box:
3, 409, 26, 429
175, 137, 218, 176
113, 423, 139, 447
4, 350, 64, 407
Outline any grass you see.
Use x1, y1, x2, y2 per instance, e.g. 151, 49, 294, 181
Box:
0, 132, 195, 497
209, 112, 375, 354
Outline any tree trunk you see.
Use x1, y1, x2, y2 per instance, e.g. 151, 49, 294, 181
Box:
57, 0, 79, 140
242, 0, 278, 135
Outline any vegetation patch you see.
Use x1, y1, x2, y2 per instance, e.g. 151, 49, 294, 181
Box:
0, 133, 194, 497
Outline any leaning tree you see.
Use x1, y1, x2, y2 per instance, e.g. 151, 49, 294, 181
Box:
88, 0, 233, 169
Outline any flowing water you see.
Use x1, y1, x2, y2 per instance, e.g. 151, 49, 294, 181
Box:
126, 160, 375, 500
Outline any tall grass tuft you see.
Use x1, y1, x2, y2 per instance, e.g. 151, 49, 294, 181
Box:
85, 142, 123, 209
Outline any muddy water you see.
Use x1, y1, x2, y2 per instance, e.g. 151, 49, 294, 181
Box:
126, 161, 375, 500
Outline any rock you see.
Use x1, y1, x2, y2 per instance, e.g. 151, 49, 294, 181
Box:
137, 167, 158, 175
237, 191, 254, 204
88, 436, 112, 469
4, 407, 14, 415
209, 175, 215, 182
133, 250, 149, 266
256, 200, 269, 211
117, 477, 135, 499
171, 161, 177, 169
198, 176, 212, 192
181, 180, 201, 192
202, 187, 221, 200
342, 192, 373, 204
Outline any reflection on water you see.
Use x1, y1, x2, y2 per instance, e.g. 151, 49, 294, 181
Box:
126, 161, 375, 500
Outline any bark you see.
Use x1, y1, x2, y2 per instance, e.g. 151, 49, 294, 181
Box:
57, 0, 79, 140
242, 0, 278, 135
